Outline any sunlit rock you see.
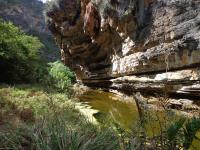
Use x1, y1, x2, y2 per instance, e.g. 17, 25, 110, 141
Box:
46, 0, 200, 101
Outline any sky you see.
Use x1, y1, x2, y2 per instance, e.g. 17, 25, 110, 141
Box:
40, 0, 47, 3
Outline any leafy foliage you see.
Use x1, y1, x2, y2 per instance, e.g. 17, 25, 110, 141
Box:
0, 21, 41, 60
166, 117, 186, 149
28, 28, 60, 61
0, 20, 75, 91
0, 85, 200, 150
167, 118, 186, 141
0, 20, 44, 83
183, 118, 200, 149
0, 85, 119, 150
47, 61, 76, 91
166, 117, 200, 149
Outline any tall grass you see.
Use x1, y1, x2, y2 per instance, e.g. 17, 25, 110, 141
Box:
132, 92, 200, 150
0, 84, 120, 150
0, 106, 120, 150
0, 85, 200, 150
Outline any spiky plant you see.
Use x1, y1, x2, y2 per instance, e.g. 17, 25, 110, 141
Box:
183, 118, 200, 150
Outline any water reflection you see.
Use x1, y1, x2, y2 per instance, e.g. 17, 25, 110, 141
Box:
79, 90, 200, 149
79, 90, 139, 129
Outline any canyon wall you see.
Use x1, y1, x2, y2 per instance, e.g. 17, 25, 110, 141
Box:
46, 0, 200, 99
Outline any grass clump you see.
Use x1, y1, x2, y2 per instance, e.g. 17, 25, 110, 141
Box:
0, 85, 200, 150
131, 93, 200, 150
0, 84, 120, 150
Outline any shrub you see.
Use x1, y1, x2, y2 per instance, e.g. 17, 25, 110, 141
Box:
47, 61, 76, 91
0, 20, 75, 91
0, 20, 44, 83
0, 86, 119, 150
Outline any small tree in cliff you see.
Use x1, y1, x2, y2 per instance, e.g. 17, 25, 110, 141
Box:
0, 20, 43, 83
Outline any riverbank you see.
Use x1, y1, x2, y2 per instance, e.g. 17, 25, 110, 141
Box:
0, 84, 120, 149
78, 88, 200, 149
89, 85, 200, 118
0, 84, 200, 149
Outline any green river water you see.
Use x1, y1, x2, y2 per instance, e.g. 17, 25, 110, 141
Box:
79, 90, 200, 149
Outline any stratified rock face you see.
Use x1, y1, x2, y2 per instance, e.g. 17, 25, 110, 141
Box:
46, 0, 200, 99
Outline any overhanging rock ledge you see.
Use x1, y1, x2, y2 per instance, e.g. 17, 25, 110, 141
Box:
46, 0, 200, 100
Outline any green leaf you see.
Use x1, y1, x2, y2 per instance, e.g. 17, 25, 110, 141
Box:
167, 117, 186, 141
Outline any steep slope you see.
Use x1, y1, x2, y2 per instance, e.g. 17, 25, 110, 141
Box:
46, 0, 200, 100
0, 0, 59, 61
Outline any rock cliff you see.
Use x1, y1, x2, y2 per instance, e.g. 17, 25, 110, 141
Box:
46, 0, 200, 100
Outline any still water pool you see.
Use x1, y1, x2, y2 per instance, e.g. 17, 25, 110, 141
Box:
79, 90, 139, 129
79, 89, 200, 149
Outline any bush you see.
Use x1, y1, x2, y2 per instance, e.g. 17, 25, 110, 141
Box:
0, 20, 75, 91
47, 61, 76, 91
0, 20, 44, 83
0, 85, 119, 150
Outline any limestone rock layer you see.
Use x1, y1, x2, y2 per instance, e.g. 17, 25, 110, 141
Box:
46, 0, 200, 99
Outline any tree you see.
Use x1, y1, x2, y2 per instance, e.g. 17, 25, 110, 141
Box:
0, 20, 43, 83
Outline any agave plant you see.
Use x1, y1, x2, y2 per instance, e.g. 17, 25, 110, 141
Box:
166, 117, 200, 150
167, 117, 186, 149
183, 118, 200, 150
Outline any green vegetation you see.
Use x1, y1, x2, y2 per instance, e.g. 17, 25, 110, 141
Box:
0, 85, 119, 150
28, 29, 60, 61
0, 85, 200, 150
47, 61, 75, 91
80, 90, 200, 150
136, 113, 200, 150
0, 2, 200, 150
0, 20, 43, 83
0, 20, 75, 88
0, 0, 60, 62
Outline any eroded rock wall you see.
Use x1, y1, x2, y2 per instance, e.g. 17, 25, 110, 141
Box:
46, 0, 200, 99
